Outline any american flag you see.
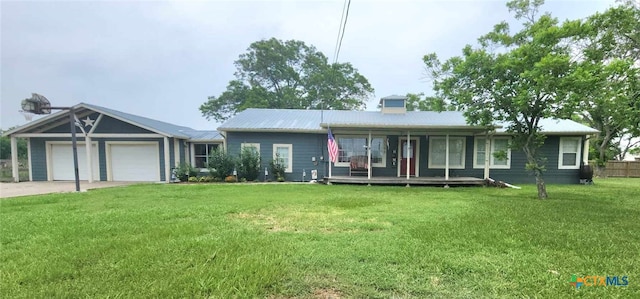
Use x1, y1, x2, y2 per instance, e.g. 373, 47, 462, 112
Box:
327, 128, 338, 163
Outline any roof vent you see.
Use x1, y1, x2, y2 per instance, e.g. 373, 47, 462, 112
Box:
379, 95, 407, 114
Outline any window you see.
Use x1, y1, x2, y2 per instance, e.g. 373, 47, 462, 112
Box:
241, 143, 260, 156
273, 144, 293, 173
473, 137, 511, 169
428, 137, 466, 169
384, 99, 405, 108
559, 137, 581, 169
193, 143, 219, 168
336, 136, 386, 167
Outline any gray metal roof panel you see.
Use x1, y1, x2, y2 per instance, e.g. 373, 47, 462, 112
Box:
497, 118, 599, 134
3, 102, 223, 140
182, 130, 223, 141
218, 108, 598, 134
80, 103, 194, 138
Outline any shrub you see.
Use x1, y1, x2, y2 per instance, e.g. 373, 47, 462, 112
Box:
269, 154, 287, 182
238, 146, 261, 181
225, 175, 236, 183
208, 148, 235, 180
175, 163, 198, 182
188, 176, 199, 183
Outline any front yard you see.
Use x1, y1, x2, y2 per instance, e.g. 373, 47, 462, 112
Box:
1, 179, 638, 298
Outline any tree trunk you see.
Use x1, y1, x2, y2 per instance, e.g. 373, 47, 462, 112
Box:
523, 144, 548, 199
534, 169, 548, 199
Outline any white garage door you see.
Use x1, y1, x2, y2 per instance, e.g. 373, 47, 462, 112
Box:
109, 143, 159, 181
50, 143, 100, 181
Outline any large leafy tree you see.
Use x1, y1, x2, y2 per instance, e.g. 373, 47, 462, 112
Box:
0, 129, 27, 160
570, 2, 640, 165
405, 93, 458, 111
200, 38, 374, 122
424, 0, 580, 199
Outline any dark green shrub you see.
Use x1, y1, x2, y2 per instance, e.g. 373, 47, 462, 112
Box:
269, 154, 287, 182
175, 163, 198, 182
238, 146, 261, 181
208, 148, 235, 180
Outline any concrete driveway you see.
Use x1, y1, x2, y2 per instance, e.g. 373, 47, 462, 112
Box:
0, 181, 141, 199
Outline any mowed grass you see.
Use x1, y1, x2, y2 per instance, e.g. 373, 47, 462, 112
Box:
1, 179, 639, 298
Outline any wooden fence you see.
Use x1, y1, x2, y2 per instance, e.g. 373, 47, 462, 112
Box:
602, 161, 640, 178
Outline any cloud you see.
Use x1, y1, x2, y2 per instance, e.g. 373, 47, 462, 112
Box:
1, 0, 615, 130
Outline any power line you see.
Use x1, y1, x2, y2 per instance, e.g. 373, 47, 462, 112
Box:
332, 0, 348, 63
323, 0, 352, 123
332, 0, 352, 64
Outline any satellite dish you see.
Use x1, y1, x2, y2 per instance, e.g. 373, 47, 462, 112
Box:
21, 93, 52, 115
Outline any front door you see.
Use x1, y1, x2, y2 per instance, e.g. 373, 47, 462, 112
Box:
400, 139, 416, 176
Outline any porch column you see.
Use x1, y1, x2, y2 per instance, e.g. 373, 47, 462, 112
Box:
367, 131, 372, 180
164, 136, 171, 182
27, 138, 33, 181
406, 131, 411, 180
86, 136, 93, 183
174, 139, 181, 166
445, 134, 450, 181
583, 138, 590, 165
10, 136, 19, 182
484, 132, 490, 179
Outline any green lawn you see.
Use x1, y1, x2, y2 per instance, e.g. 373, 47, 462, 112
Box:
1, 179, 639, 298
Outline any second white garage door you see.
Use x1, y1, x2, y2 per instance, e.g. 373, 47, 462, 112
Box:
108, 143, 160, 181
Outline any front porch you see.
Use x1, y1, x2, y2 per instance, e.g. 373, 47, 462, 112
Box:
324, 176, 486, 186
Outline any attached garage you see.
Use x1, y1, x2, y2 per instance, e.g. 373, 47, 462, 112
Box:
107, 143, 160, 181
48, 142, 99, 181
5, 102, 223, 183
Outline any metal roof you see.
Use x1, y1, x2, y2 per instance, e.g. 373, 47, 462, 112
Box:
181, 130, 223, 141
218, 108, 599, 134
81, 103, 195, 138
4, 102, 223, 140
496, 118, 599, 134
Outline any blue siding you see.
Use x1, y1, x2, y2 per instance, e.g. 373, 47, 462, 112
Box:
44, 112, 101, 133
226, 132, 328, 181
30, 138, 48, 181
169, 138, 175, 168
179, 139, 186, 165
98, 140, 107, 181
225, 132, 585, 184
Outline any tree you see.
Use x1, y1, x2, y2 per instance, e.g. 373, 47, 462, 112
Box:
405, 93, 458, 111
424, 0, 581, 199
200, 38, 374, 122
569, 3, 640, 166
0, 130, 27, 160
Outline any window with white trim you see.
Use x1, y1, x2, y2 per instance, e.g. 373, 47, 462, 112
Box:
336, 136, 386, 167
273, 144, 293, 173
428, 137, 466, 169
473, 137, 511, 169
559, 137, 581, 169
241, 143, 260, 156
193, 143, 220, 168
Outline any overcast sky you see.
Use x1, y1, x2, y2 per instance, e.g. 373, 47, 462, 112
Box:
1, 0, 615, 130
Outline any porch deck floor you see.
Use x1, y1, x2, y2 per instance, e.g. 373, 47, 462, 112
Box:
323, 176, 486, 186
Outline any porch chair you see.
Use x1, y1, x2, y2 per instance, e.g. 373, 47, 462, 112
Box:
349, 155, 369, 176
